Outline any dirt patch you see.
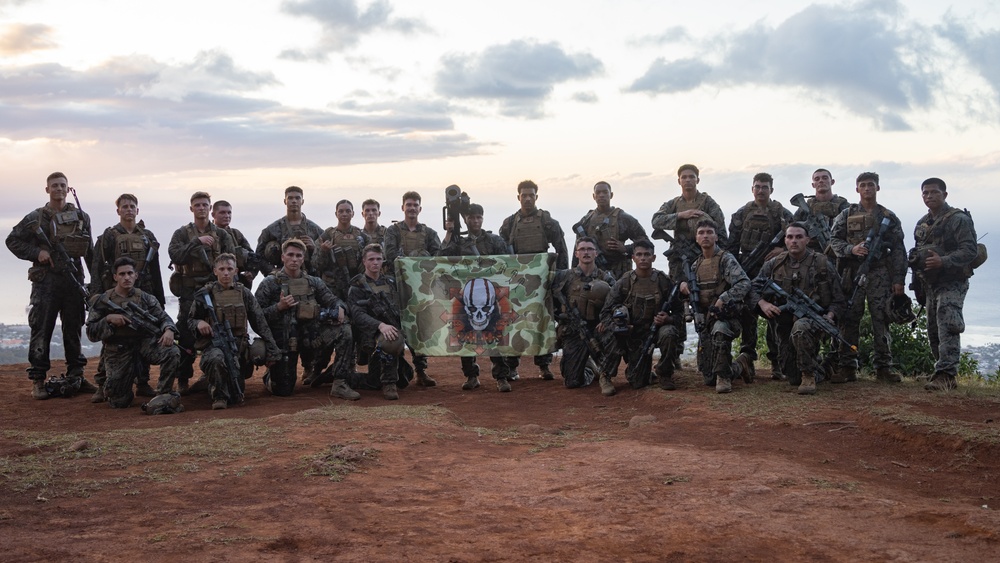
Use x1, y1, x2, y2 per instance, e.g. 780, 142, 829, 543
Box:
1, 358, 999, 561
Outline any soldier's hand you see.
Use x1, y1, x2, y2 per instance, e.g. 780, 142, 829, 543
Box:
892, 283, 905, 296
37, 249, 53, 266
336, 306, 346, 324
197, 320, 213, 336
758, 300, 781, 319
378, 323, 399, 341
679, 282, 690, 295
299, 236, 316, 252
923, 249, 943, 270
605, 238, 622, 251
106, 314, 129, 327
159, 330, 175, 347
824, 311, 836, 322
851, 244, 869, 257
319, 238, 334, 251
677, 209, 704, 220
653, 311, 669, 326
277, 294, 297, 311
713, 298, 724, 310
198, 235, 214, 246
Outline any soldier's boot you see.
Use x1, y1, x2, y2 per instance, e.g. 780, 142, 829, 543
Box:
462, 376, 480, 390
188, 376, 209, 394
90, 385, 107, 403
31, 380, 50, 400
658, 374, 677, 391
716, 376, 732, 394
509, 368, 520, 381
76, 377, 98, 394
382, 384, 399, 400
599, 374, 617, 397
735, 353, 755, 384
178, 378, 191, 395
797, 373, 817, 395
211, 399, 227, 410
771, 362, 786, 382
672, 354, 683, 371
539, 366, 555, 380
924, 372, 957, 391
331, 379, 361, 401
876, 367, 902, 383
496, 378, 512, 393
415, 370, 437, 387
135, 381, 156, 397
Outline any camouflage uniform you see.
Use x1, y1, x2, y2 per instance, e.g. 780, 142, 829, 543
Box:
255, 269, 353, 395
651, 192, 728, 279
363, 225, 387, 245
792, 194, 849, 253
256, 215, 324, 274
383, 222, 441, 374
553, 266, 616, 388
222, 225, 260, 284
168, 223, 236, 386
830, 204, 907, 371
911, 204, 978, 377
312, 226, 370, 301
6, 202, 92, 383
752, 250, 846, 385
85, 288, 180, 408
573, 207, 648, 279
189, 281, 279, 404
500, 208, 568, 373
727, 200, 792, 363
347, 272, 408, 387
599, 269, 681, 389
690, 248, 751, 386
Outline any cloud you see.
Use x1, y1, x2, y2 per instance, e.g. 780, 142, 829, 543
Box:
0, 23, 55, 55
279, 0, 427, 60
630, 26, 692, 47
937, 18, 1000, 100
627, 1, 940, 130
0, 51, 481, 174
435, 40, 603, 119
571, 91, 598, 103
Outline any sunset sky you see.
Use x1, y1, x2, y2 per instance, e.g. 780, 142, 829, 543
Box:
2, 0, 998, 343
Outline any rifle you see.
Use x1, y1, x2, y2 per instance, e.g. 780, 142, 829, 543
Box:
201, 292, 244, 404
98, 295, 162, 337
136, 240, 159, 287
632, 284, 679, 383
34, 225, 90, 305
789, 193, 832, 250
760, 279, 856, 352
846, 217, 891, 308
279, 281, 299, 384
740, 230, 784, 278
241, 249, 272, 276
565, 301, 603, 359
681, 255, 705, 331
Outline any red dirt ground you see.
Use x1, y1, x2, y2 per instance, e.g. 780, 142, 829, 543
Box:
1, 358, 999, 562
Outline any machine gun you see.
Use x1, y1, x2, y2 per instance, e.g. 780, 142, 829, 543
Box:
789, 193, 832, 251
443, 184, 473, 244
681, 255, 705, 332
740, 230, 784, 278
760, 279, 856, 352
632, 284, 680, 385
241, 249, 273, 276
34, 225, 90, 305
201, 292, 244, 404
846, 217, 891, 309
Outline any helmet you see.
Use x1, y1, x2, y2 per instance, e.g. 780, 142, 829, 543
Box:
44, 375, 81, 398
887, 293, 917, 324
610, 305, 630, 333
249, 337, 267, 366
141, 392, 184, 415
376, 333, 406, 357
585, 280, 612, 318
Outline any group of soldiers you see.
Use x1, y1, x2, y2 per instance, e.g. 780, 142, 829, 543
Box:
6, 166, 980, 410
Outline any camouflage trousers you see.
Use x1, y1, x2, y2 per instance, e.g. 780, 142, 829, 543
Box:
926, 279, 968, 377
95, 346, 150, 387
698, 318, 739, 386
771, 315, 825, 386
200, 345, 249, 403
27, 274, 87, 380
104, 339, 181, 408
558, 330, 600, 388
839, 268, 894, 369
601, 324, 679, 389
737, 308, 778, 364
301, 324, 354, 383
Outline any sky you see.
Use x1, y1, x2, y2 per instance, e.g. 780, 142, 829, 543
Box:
1, 0, 998, 345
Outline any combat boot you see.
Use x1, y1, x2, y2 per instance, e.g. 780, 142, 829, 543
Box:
509, 368, 520, 381
599, 374, 616, 396
135, 381, 156, 397
539, 366, 555, 380
496, 378, 512, 392
211, 399, 227, 410
924, 373, 957, 391
830, 366, 855, 384
90, 385, 107, 403
382, 384, 399, 400
31, 380, 49, 400
415, 370, 437, 387
771, 362, 786, 381
76, 377, 98, 394
716, 376, 732, 394
461, 376, 480, 390
797, 373, 817, 395
188, 376, 209, 393
658, 374, 677, 391
735, 353, 755, 383
876, 367, 902, 383
331, 379, 361, 401
178, 378, 190, 395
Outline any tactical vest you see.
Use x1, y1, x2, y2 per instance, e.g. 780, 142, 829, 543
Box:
181, 224, 221, 280
212, 284, 247, 338
913, 207, 980, 283
845, 205, 878, 245
510, 212, 548, 254
105, 289, 144, 339
567, 274, 603, 321
694, 253, 728, 309
809, 197, 843, 220
364, 225, 386, 245
281, 274, 318, 321
625, 271, 663, 325
223, 227, 247, 270
771, 251, 832, 309
114, 228, 151, 273
400, 227, 430, 257
329, 227, 363, 272
673, 193, 708, 237
739, 202, 783, 252
586, 208, 621, 254
39, 204, 89, 258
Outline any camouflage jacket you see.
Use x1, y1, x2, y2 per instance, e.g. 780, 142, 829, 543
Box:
255, 269, 345, 329
167, 222, 236, 277
692, 248, 752, 307
726, 200, 793, 257
751, 249, 846, 321
90, 222, 165, 306
86, 287, 176, 344
573, 207, 648, 269
498, 208, 569, 269
348, 273, 401, 343
911, 203, 978, 285
363, 224, 388, 245
438, 230, 510, 257
312, 225, 371, 282
188, 281, 280, 360
600, 269, 679, 333
6, 202, 93, 283
651, 191, 728, 249
383, 222, 442, 264
255, 215, 324, 271
829, 203, 907, 285
552, 266, 616, 323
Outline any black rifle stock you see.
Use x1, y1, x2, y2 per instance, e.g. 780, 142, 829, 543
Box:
681, 256, 705, 331
789, 193, 831, 250
741, 230, 784, 278
202, 292, 244, 404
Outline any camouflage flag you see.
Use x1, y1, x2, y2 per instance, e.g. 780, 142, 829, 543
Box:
396, 253, 557, 356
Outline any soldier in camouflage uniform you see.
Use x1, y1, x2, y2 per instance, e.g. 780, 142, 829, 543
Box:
910, 178, 979, 391
89, 193, 164, 401
361, 199, 388, 245
440, 203, 516, 391
829, 172, 907, 383
348, 244, 410, 400
212, 200, 261, 286
190, 253, 280, 409
499, 180, 568, 380
552, 237, 615, 392
682, 219, 752, 393
6, 171, 98, 399
792, 169, 850, 253
256, 186, 324, 275
726, 173, 793, 381
383, 191, 440, 387
86, 257, 180, 408
572, 181, 648, 280
256, 240, 358, 400
598, 239, 681, 394
168, 191, 236, 394
753, 223, 847, 395
313, 200, 371, 301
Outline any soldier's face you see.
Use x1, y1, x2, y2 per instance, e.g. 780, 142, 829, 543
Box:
575, 242, 598, 266
465, 214, 484, 233
751, 181, 772, 204
921, 183, 947, 212
812, 171, 834, 199
856, 180, 879, 199
696, 226, 717, 250
632, 247, 655, 271
212, 205, 232, 228
214, 260, 237, 287
678, 170, 699, 191
190, 198, 211, 220
363, 204, 381, 223
784, 226, 809, 257
402, 198, 421, 220
114, 266, 137, 291
117, 200, 138, 222
285, 192, 303, 212
46, 176, 68, 202
337, 203, 354, 226
518, 188, 537, 212
592, 184, 612, 207
364, 252, 384, 277
282, 246, 305, 274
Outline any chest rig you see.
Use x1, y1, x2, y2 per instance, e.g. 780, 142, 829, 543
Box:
40, 204, 89, 258
400, 227, 430, 257
510, 212, 548, 254
694, 253, 728, 309
586, 208, 621, 254
181, 224, 221, 278
673, 193, 708, 238
771, 252, 832, 309
739, 202, 782, 252
280, 273, 318, 321
625, 271, 663, 325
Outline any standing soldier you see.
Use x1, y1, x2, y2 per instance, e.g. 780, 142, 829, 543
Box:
383, 191, 441, 387
256, 240, 358, 399
681, 219, 752, 393
726, 173, 792, 380
313, 200, 370, 301
572, 181, 648, 280
256, 186, 324, 274
168, 191, 236, 394
6, 171, 97, 399
190, 253, 280, 409
212, 200, 260, 286
829, 172, 907, 383
89, 193, 165, 402
792, 168, 850, 253
361, 198, 387, 245
753, 223, 847, 395
499, 180, 568, 380
86, 257, 180, 408
598, 239, 681, 395
910, 178, 980, 391
552, 237, 615, 391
